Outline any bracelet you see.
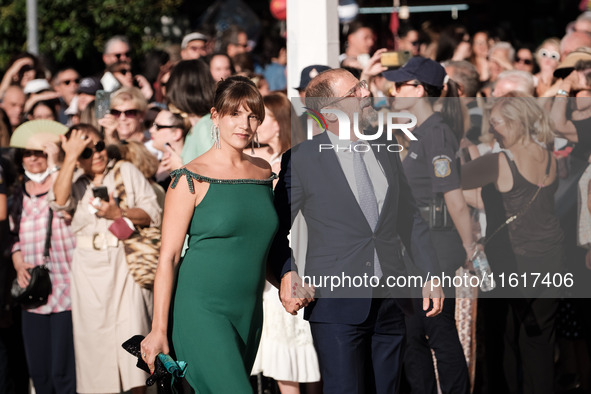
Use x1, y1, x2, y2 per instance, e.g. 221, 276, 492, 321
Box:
556, 89, 569, 97
48, 166, 60, 174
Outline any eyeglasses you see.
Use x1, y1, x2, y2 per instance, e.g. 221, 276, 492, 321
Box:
395, 81, 420, 93
489, 117, 505, 129
110, 109, 139, 118
80, 140, 106, 160
323, 80, 369, 107
232, 42, 249, 48
538, 49, 560, 61
110, 52, 131, 61
116, 69, 131, 76
515, 57, 533, 65
151, 123, 179, 131
60, 78, 80, 86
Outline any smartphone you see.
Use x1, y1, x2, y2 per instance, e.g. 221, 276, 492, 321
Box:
92, 186, 110, 202
380, 50, 412, 68
94, 90, 111, 120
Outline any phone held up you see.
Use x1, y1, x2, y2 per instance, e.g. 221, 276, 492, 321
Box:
380, 50, 412, 68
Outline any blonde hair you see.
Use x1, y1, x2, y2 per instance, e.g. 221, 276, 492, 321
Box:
116, 141, 158, 179
491, 97, 555, 149
110, 87, 148, 113
535, 38, 561, 59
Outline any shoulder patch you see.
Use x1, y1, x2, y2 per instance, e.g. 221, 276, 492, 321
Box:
432, 155, 452, 178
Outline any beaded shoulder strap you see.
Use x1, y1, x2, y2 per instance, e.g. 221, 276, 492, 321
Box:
169, 168, 276, 193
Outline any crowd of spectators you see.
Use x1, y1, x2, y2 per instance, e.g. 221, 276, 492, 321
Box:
1, 6, 591, 394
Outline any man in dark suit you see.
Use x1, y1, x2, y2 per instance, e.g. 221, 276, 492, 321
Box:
269, 68, 443, 393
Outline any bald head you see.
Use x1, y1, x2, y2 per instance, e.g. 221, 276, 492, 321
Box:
1, 85, 25, 127
561, 31, 591, 57
304, 69, 354, 111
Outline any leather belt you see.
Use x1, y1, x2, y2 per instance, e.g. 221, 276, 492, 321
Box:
77, 232, 119, 250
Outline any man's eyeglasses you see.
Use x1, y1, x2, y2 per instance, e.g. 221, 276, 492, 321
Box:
323, 80, 369, 107
515, 57, 533, 65
151, 123, 179, 131
80, 140, 106, 160
61, 78, 80, 86
110, 109, 139, 118
538, 49, 560, 61
111, 52, 131, 61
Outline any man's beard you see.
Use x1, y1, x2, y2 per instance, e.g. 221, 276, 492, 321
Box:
359, 99, 378, 130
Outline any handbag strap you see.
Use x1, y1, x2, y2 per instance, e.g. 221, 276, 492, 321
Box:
43, 209, 53, 265
112, 161, 129, 210
480, 150, 552, 247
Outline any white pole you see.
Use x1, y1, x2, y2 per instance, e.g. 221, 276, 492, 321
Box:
287, 0, 340, 100
27, 0, 38, 55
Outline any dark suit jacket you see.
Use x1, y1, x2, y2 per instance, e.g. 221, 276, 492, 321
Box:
269, 132, 440, 325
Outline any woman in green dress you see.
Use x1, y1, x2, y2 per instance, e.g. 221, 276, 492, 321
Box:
141, 76, 279, 393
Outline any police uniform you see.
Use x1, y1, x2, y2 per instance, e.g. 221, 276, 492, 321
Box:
401, 112, 470, 394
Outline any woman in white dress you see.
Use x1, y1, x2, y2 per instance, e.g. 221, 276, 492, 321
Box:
250, 92, 322, 393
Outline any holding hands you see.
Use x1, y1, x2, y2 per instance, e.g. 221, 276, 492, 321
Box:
279, 271, 315, 315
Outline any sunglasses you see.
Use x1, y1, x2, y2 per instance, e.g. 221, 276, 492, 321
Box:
538, 49, 560, 61
22, 149, 46, 157
111, 51, 131, 60
116, 69, 131, 76
515, 57, 533, 65
61, 78, 80, 86
110, 109, 139, 118
395, 81, 420, 93
151, 123, 179, 131
80, 140, 106, 160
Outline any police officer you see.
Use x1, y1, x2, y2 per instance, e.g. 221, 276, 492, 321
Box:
384, 57, 472, 394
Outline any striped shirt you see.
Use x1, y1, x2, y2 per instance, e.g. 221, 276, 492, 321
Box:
10, 189, 76, 314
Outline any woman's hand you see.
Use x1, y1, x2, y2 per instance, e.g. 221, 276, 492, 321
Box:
12, 251, 34, 288
98, 114, 119, 144
43, 142, 60, 169
135, 75, 154, 101
95, 192, 123, 220
60, 129, 91, 162
141, 331, 170, 374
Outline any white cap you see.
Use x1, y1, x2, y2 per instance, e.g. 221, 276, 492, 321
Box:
181, 32, 208, 49
23, 79, 51, 95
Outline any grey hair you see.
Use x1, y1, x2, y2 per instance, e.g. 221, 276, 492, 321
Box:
104, 36, 130, 54
488, 41, 515, 62
496, 70, 535, 96
444, 60, 480, 97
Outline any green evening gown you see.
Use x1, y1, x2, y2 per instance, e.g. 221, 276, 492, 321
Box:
169, 169, 279, 394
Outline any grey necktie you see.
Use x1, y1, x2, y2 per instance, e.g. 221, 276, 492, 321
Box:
352, 141, 383, 279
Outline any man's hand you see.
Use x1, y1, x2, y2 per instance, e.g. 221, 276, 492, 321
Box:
422, 280, 444, 317
279, 271, 315, 315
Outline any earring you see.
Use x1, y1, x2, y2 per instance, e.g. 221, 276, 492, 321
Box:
211, 125, 221, 149
251, 132, 260, 154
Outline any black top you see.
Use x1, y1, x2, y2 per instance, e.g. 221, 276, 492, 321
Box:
571, 116, 591, 160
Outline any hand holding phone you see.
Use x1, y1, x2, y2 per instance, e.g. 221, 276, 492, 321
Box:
92, 186, 110, 202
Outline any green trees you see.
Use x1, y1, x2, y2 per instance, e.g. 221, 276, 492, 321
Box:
0, 0, 181, 71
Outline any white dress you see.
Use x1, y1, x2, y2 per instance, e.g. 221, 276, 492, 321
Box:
251, 213, 321, 382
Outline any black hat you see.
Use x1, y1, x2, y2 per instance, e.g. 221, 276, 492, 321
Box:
295, 65, 332, 91
77, 77, 103, 95
383, 56, 446, 89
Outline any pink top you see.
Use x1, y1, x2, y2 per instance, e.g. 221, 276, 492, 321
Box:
11, 190, 76, 314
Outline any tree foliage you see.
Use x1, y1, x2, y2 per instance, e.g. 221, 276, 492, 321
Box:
0, 0, 181, 71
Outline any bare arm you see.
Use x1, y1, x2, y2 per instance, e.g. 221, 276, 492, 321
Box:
140, 174, 197, 373
461, 153, 500, 190
444, 189, 476, 259
53, 129, 92, 206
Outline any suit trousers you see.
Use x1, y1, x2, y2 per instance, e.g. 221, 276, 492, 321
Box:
310, 298, 406, 394
403, 297, 469, 394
